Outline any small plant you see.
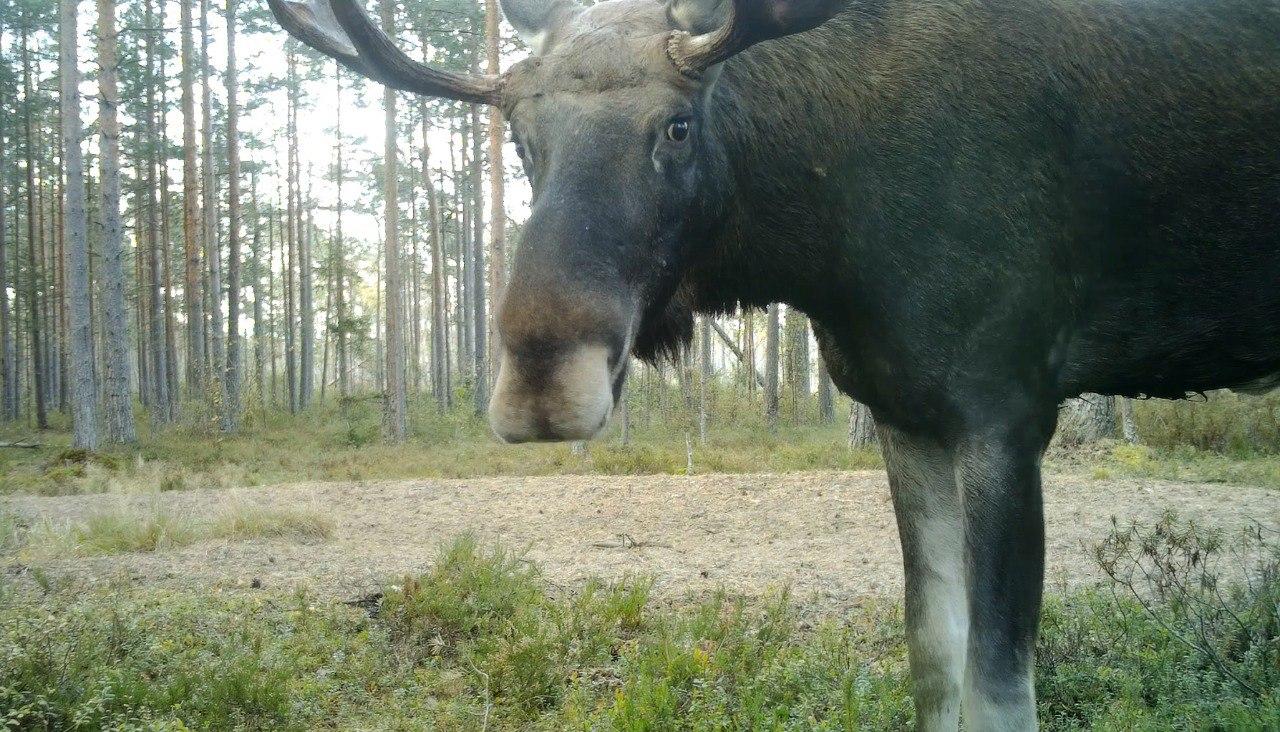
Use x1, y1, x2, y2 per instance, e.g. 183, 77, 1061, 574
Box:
1094, 512, 1279, 700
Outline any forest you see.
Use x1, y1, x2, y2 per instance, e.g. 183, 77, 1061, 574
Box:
0, 0, 1278, 727
0, 0, 1264, 466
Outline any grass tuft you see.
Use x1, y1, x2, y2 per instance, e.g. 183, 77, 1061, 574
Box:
210, 503, 336, 542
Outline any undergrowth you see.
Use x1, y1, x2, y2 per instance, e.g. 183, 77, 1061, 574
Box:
2, 519, 1276, 730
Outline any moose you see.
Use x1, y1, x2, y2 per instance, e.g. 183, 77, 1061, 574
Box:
269, 0, 1280, 726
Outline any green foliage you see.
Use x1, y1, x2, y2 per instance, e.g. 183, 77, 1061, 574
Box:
2, 526, 1276, 730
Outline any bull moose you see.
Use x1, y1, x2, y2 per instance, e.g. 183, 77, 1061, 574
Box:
268, 0, 1280, 726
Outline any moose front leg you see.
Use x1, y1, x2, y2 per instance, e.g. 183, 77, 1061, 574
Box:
880, 425, 967, 731
954, 425, 1049, 730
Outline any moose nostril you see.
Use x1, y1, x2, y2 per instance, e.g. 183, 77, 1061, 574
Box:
489, 344, 615, 443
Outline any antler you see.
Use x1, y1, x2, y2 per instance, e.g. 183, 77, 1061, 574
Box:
268, 0, 503, 105
666, 0, 844, 77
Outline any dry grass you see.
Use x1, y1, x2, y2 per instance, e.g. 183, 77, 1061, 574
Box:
209, 502, 336, 542
15, 501, 335, 559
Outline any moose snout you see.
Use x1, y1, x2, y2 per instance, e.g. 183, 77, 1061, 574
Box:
489, 343, 615, 443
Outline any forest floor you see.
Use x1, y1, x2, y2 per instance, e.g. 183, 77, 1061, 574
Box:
5, 469, 1277, 614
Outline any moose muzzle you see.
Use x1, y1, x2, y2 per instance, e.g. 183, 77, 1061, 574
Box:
488, 266, 631, 443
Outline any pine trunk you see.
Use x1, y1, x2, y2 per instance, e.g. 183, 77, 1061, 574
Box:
469, 102, 487, 415
764, 303, 779, 432
417, 100, 447, 411
334, 68, 349, 399
222, 0, 242, 431
380, 0, 407, 440
1059, 394, 1117, 445
0, 28, 16, 421
144, 0, 172, 425
180, 0, 203, 390
484, 0, 505, 372
201, 0, 224, 410
848, 400, 877, 448
62, 0, 99, 448
816, 359, 835, 423
283, 58, 298, 413
250, 173, 266, 409
21, 23, 48, 429
698, 316, 711, 443
1119, 397, 1140, 444
299, 163, 314, 408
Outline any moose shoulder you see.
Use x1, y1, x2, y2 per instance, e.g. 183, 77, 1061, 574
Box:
270, 0, 1280, 727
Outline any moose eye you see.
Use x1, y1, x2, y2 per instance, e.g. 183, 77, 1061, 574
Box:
665, 118, 691, 143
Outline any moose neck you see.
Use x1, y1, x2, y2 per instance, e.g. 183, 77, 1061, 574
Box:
688, 2, 905, 321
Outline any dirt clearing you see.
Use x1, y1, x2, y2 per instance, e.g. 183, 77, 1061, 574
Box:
4, 470, 1277, 615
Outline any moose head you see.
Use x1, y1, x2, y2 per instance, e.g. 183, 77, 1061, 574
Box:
270, 0, 843, 442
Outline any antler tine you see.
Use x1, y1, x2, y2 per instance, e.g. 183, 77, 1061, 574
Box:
268, 0, 502, 105
328, 0, 503, 105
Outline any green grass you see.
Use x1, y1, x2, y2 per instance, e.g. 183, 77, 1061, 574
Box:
2, 525, 1276, 731
2, 389, 1279, 496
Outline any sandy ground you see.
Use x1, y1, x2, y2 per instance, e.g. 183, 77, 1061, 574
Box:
3, 470, 1278, 615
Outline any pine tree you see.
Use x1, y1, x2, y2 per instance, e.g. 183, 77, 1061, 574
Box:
222, 0, 242, 430
180, 0, 204, 390
62, 0, 99, 448
380, 0, 407, 440
22, 19, 48, 430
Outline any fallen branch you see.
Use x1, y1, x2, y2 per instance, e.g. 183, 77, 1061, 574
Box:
709, 320, 766, 389
0, 441, 41, 449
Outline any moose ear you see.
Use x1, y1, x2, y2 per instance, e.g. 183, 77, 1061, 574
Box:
499, 0, 581, 54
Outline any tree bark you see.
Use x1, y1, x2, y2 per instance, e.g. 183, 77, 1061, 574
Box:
417, 97, 446, 411
380, 0, 407, 440
144, 0, 173, 425
222, 0, 242, 431
180, 0, 203, 390
1119, 397, 1139, 444
764, 303, 779, 432
250, 172, 266, 409
1059, 394, 1117, 445
333, 67, 349, 399
816, 359, 835, 423
469, 102, 488, 415
698, 316, 711, 443
62, 0, 99, 448
848, 400, 877, 447
484, 0, 505, 374
0, 23, 16, 421
299, 163, 314, 408
201, 0, 224, 411
21, 22, 48, 429
283, 54, 298, 413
